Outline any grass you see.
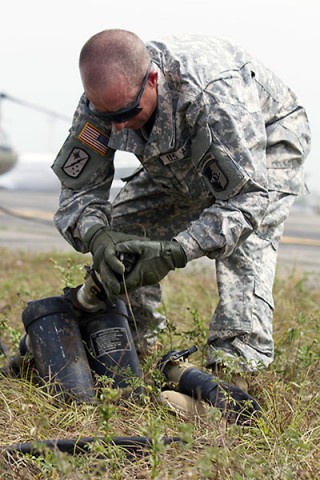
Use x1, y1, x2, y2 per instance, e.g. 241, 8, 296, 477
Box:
0, 248, 319, 479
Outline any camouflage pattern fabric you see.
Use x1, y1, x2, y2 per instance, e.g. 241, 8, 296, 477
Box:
52, 34, 311, 367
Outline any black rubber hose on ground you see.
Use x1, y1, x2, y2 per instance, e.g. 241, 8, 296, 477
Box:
3, 435, 183, 461
178, 367, 262, 424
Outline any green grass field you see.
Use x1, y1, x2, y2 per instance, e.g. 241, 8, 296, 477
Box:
0, 249, 319, 479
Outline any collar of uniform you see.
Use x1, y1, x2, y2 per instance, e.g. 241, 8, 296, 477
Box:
147, 66, 175, 153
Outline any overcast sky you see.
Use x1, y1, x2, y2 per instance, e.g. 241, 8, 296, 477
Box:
1, 0, 319, 193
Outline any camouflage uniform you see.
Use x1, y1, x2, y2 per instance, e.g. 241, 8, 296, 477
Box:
52, 34, 311, 369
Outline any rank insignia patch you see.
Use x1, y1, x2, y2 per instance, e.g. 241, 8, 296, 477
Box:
78, 122, 109, 156
202, 157, 228, 192
62, 148, 90, 177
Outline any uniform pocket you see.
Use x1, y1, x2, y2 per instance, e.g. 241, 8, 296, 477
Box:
254, 277, 274, 310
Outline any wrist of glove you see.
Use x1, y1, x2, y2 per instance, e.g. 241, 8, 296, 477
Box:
115, 239, 187, 292
83, 225, 147, 303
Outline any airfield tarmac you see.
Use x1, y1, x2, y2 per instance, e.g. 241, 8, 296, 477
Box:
0, 189, 320, 284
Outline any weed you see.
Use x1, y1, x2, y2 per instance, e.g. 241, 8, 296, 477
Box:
0, 249, 319, 478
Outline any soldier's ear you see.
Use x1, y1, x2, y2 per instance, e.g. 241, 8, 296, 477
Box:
148, 70, 158, 88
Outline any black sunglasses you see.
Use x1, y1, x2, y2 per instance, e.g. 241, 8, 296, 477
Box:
86, 61, 153, 123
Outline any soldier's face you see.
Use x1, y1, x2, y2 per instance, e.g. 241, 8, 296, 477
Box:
87, 67, 158, 131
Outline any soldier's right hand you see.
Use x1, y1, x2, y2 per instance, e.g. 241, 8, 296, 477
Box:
83, 225, 145, 304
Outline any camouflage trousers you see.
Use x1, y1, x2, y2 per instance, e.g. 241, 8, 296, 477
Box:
112, 168, 296, 369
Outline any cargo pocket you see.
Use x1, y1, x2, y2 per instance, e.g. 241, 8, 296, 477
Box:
242, 277, 275, 358
253, 278, 274, 311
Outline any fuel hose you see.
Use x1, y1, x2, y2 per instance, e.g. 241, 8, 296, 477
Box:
3, 435, 183, 461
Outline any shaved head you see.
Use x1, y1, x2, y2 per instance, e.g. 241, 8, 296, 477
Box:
79, 29, 151, 94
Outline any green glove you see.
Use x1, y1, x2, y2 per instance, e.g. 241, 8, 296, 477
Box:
115, 239, 187, 292
83, 225, 145, 303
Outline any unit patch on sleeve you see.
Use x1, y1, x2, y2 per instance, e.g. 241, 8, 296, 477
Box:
202, 155, 228, 192
62, 148, 90, 178
78, 122, 110, 156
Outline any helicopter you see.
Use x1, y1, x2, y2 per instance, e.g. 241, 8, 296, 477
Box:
0, 92, 71, 177
0, 94, 18, 175
0, 92, 139, 194
0, 134, 18, 176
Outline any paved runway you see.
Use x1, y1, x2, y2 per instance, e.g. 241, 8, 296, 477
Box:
0, 189, 320, 281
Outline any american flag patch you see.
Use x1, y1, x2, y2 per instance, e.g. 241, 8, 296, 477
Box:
78, 122, 109, 156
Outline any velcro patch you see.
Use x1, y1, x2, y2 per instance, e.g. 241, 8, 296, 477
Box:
160, 139, 191, 165
62, 148, 90, 178
78, 122, 109, 156
202, 155, 228, 192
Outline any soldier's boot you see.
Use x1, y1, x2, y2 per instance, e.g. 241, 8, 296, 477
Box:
211, 364, 250, 393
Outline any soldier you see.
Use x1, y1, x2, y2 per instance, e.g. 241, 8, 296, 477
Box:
52, 29, 311, 388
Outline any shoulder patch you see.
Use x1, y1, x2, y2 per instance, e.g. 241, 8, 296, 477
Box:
62, 148, 90, 178
52, 133, 115, 190
202, 154, 228, 192
78, 122, 110, 156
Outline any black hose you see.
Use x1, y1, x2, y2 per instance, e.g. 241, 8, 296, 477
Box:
3, 435, 183, 461
178, 367, 262, 424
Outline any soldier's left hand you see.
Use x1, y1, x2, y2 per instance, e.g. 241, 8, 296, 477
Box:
116, 239, 187, 292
